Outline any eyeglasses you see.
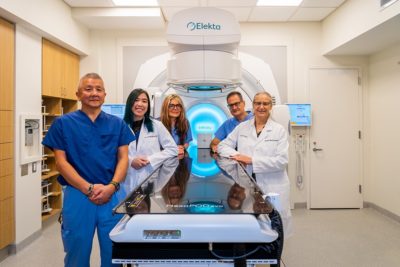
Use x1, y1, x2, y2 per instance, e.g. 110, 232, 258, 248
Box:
253, 101, 272, 107
227, 101, 242, 109
168, 104, 182, 110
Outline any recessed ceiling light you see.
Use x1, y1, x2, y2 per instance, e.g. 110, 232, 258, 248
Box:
257, 0, 303, 6
112, 0, 158, 6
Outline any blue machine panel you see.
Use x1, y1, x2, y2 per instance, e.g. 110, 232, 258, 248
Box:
186, 103, 227, 145
102, 104, 126, 119
186, 103, 227, 177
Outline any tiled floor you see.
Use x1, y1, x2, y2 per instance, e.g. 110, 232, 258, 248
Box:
282, 208, 400, 267
1, 208, 400, 267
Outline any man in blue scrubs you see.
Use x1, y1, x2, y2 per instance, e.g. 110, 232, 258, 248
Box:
42, 73, 135, 267
210, 91, 253, 152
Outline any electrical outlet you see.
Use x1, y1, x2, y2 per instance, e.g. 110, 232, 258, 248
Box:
32, 162, 37, 173
21, 164, 29, 176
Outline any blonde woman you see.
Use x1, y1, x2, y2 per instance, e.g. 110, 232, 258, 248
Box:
160, 94, 193, 155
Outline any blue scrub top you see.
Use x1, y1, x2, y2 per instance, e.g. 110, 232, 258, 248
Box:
214, 112, 253, 141
171, 120, 193, 145
42, 110, 135, 185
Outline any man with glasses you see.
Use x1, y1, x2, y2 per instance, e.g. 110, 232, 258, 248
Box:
210, 91, 253, 153
217, 92, 292, 236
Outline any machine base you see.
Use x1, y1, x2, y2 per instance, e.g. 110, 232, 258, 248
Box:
112, 241, 280, 266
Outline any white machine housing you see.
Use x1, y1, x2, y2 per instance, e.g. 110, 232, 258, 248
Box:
130, 7, 290, 149
166, 7, 241, 89
110, 214, 278, 243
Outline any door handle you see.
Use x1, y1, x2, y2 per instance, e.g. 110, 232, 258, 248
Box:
313, 148, 323, 152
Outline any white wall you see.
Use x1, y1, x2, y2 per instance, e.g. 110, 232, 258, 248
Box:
366, 43, 400, 216
0, 0, 89, 54
322, 0, 400, 54
14, 25, 42, 244
80, 29, 167, 103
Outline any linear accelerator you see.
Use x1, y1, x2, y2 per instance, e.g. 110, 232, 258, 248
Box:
110, 7, 286, 267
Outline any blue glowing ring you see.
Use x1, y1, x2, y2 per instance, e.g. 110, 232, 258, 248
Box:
186, 103, 227, 177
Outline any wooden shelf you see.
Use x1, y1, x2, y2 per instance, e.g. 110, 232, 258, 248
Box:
43, 114, 61, 117
42, 191, 61, 198
49, 191, 62, 197
42, 208, 61, 222
42, 170, 59, 180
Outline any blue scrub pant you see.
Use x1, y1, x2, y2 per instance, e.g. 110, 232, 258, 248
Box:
61, 186, 122, 267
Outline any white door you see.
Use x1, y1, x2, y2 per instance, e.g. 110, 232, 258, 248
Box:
309, 68, 362, 208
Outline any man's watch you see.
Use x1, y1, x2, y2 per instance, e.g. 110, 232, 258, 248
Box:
86, 183, 94, 197
109, 180, 120, 192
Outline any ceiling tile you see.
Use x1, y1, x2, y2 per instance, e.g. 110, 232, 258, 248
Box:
72, 7, 165, 29
249, 6, 297, 22
206, 0, 257, 7
300, 0, 347, 8
78, 16, 165, 29
161, 7, 191, 21
158, 0, 200, 7
217, 7, 253, 21
290, 7, 335, 21
63, 0, 114, 7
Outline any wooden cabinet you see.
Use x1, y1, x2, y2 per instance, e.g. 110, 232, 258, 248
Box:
63, 50, 80, 99
41, 38, 79, 221
42, 40, 62, 97
0, 17, 15, 249
42, 39, 79, 100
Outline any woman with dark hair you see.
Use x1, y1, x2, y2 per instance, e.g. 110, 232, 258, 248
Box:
160, 94, 192, 155
122, 88, 178, 196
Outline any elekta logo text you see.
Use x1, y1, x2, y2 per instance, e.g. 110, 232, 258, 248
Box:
187, 22, 221, 31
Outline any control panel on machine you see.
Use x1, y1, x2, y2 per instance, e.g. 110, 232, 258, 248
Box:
143, 230, 182, 240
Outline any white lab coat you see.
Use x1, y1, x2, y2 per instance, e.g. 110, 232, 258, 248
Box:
218, 117, 292, 235
121, 119, 178, 197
